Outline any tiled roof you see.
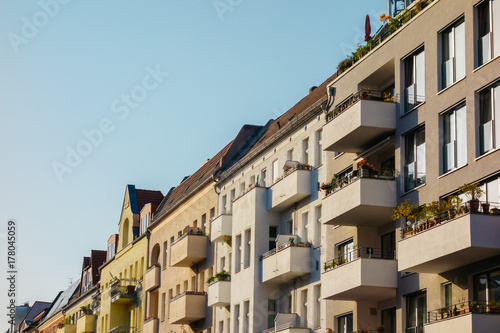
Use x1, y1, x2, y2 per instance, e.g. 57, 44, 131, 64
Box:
90, 250, 107, 287
135, 189, 164, 213
20, 301, 51, 327
40, 279, 80, 325
220, 72, 337, 179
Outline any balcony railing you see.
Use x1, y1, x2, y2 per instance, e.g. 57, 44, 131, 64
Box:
233, 183, 267, 203
401, 201, 499, 239
169, 291, 206, 303
210, 210, 231, 222
171, 229, 206, 245
324, 247, 394, 271
270, 162, 312, 187
326, 89, 395, 123
207, 274, 231, 286
108, 327, 133, 333
323, 169, 396, 197
261, 240, 311, 260
109, 279, 136, 304
262, 322, 310, 333
427, 300, 500, 324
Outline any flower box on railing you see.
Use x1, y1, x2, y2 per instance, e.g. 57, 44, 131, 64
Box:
324, 247, 393, 272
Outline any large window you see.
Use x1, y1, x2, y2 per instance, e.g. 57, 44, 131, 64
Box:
303, 137, 309, 164
267, 299, 277, 329
302, 211, 309, 242
382, 307, 396, 333
479, 84, 500, 155
406, 291, 426, 333
337, 239, 354, 264
337, 313, 353, 333
474, 268, 500, 303
404, 126, 426, 192
404, 47, 425, 112
316, 130, 323, 166
441, 18, 465, 89
235, 234, 242, 273
244, 229, 251, 268
477, 0, 500, 66
442, 104, 467, 173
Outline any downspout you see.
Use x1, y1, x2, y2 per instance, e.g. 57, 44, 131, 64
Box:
144, 230, 151, 319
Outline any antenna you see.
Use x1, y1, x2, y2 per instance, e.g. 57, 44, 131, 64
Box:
67, 278, 73, 286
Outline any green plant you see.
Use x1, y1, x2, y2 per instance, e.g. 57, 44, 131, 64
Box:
458, 183, 484, 201
207, 270, 231, 284
392, 199, 419, 222
289, 237, 295, 245
223, 235, 232, 246
80, 305, 92, 315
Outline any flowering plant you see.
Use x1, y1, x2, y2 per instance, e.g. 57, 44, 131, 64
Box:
358, 160, 376, 172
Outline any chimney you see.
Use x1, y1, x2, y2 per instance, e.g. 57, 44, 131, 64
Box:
309, 86, 317, 93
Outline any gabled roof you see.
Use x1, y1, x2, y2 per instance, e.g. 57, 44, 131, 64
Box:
219, 73, 337, 180
19, 301, 51, 330
152, 125, 268, 222
127, 185, 163, 215
39, 280, 80, 325
89, 250, 106, 287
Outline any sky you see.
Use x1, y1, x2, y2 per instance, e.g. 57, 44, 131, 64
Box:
0, 0, 387, 329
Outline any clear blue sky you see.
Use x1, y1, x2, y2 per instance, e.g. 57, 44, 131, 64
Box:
0, 0, 386, 327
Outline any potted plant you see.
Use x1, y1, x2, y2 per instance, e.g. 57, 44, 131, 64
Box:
458, 183, 484, 213
376, 324, 385, 332
487, 300, 500, 313
482, 201, 490, 214
223, 235, 232, 246
80, 305, 92, 315
445, 195, 463, 219
289, 237, 295, 245
392, 199, 419, 225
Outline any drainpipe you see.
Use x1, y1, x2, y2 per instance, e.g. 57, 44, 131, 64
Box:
145, 230, 151, 318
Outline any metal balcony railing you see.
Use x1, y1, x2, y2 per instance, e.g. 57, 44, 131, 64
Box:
323, 169, 396, 197
324, 247, 395, 271
427, 300, 500, 324
169, 291, 206, 303
401, 201, 499, 239
261, 239, 311, 260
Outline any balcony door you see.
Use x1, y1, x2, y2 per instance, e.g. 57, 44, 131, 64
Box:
406, 291, 426, 333
474, 268, 500, 303
381, 231, 395, 259
337, 313, 353, 333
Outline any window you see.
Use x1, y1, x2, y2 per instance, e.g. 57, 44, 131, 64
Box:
404, 126, 426, 192
337, 313, 353, 333
404, 47, 425, 112
443, 283, 452, 309
107, 241, 115, 260
272, 159, 279, 184
240, 182, 246, 194
316, 130, 323, 166
161, 293, 166, 321
315, 206, 322, 246
286, 220, 293, 234
314, 284, 321, 329
303, 138, 309, 164
202, 214, 207, 233
244, 229, 251, 268
218, 320, 224, 333
441, 18, 465, 89
260, 169, 267, 187
230, 189, 236, 208
235, 234, 242, 273
269, 226, 278, 251
381, 307, 396, 333
477, 0, 500, 66
267, 299, 277, 329
473, 268, 500, 303
337, 239, 354, 264
302, 211, 309, 242
301, 289, 308, 326
210, 207, 215, 220
222, 195, 228, 214
442, 104, 467, 173
163, 241, 168, 268
140, 215, 147, 235
243, 300, 250, 333
406, 291, 426, 333
381, 231, 395, 259
287, 148, 294, 161
234, 304, 240, 333
285, 294, 292, 313
479, 84, 500, 155
220, 256, 226, 271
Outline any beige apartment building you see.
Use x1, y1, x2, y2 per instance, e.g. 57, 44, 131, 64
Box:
139, 1, 500, 333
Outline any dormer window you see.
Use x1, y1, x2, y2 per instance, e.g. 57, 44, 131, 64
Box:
107, 241, 116, 260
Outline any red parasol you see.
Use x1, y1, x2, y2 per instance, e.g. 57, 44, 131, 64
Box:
364, 14, 371, 42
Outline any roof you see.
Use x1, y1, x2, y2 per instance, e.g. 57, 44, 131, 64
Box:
19, 301, 51, 329
89, 250, 107, 288
219, 72, 337, 180
127, 185, 163, 214
40, 280, 80, 325
152, 124, 268, 222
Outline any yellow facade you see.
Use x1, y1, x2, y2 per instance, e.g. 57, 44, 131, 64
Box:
62, 291, 96, 333
97, 186, 148, 333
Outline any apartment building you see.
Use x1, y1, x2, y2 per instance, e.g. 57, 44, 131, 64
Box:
320, 0, 500, 332
96, 185, 163, 333
144, 125, 268, 333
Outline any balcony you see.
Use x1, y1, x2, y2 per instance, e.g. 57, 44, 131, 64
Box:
169, 291, 207, 325
110, 279, 136, 304
170, 232, 208, 267
324, 92, 396, 153
322, 171, 397, 226
262, 313, 310, 333
261, 235, 312, 284
144, 265, 160, 292
57, 324, 76, 333
398, 208, 500, 273
91, 295, 100, 315
76, 315, 95, 333
142, 317, 159, 333
207, 276, 231, 307
425, 300, 500, 333
210, 213, 232, 243
269, 163, 312, 212
322, 248, 397, 301
108, 327, 131, 333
